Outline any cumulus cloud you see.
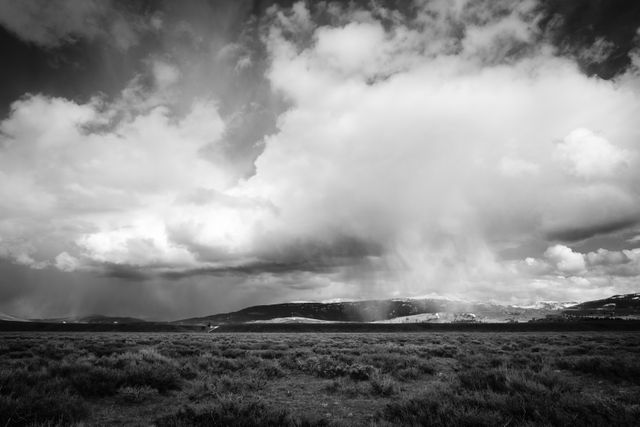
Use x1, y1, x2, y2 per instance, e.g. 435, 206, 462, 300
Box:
54, 252, 80, 272
554, 128, 632, 179
516, 245, 640, 297
544, 245, 586, 273
586, 248, 630, 267
0, 89, 233, 273
240, 1, 640, 296
1, 0, 640, 316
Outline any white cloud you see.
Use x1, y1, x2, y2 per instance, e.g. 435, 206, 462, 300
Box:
544, 245, 586, 273
585, 248, 640, 277
554, 128, 632, 178
586, 248, 627, 266
55, 252, 80, 272
514, 246, 640, 300
243, 2, 640, 297
0, 92, 234, 272
314, 22, 389, 76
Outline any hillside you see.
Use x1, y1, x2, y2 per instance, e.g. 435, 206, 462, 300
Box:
0, 312, 29, 322
178, 297, 578, 325
5, 294, 638, 329
569, 293, 640, 310
30, 315, 147, 324
563, 293, 640, 319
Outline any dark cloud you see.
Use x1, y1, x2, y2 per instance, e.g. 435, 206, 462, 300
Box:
0, 261, 282, 320
159, 261, 327, 280
546, 217, 639, 242
100, 263, 150, 281
99, 235, 383, 281
0, 0, 154, 49
539, 0, 640, 78
0, 260, 37, 303
255, 236, 384, 265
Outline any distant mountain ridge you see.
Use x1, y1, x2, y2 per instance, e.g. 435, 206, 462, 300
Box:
30, 315, 147, 324
3, 293, 638, 326
569, 293, 640, 310
178, 297, 584, 325
563, 293, 640, 319
0, 312, 29, 322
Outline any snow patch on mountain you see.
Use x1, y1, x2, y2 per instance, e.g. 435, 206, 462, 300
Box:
248, 317, 339, 324
512, 301, 579, 310
373, 313, 442, 323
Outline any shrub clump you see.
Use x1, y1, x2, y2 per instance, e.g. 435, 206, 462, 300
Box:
556, 355, 640, 384
117, 385, 159, 404
0, 390, 89, 427
347, 363, 376, 381
155, 399, 329, 427
47, 348, 182, 397
379, 380, 640, 426
458, 368, 510, 393
303, 356, 348, 378
369, 374, 398, 396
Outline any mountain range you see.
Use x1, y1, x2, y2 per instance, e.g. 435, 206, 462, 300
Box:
180, 293, 640, 325
2, 293, 639, 326
177, 297, 574, 325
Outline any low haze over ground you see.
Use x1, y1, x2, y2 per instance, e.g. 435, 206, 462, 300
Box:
1, 0, 640, 319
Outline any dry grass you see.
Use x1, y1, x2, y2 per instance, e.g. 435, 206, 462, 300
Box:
1, 331, 639, 426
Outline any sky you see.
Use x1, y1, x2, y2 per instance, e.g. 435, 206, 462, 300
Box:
1, 0, 640, 320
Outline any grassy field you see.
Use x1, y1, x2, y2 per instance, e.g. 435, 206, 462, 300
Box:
1, 331, 639, 426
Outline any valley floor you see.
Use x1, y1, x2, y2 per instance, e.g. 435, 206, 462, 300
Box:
1, 331, 639, 426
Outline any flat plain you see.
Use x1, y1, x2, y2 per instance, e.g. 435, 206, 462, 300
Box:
1, 331, 639, 426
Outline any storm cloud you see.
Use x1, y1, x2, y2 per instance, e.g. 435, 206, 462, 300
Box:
1, 0, 640, 318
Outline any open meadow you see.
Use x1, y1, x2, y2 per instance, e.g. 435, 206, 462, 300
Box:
1, 331, 640, 426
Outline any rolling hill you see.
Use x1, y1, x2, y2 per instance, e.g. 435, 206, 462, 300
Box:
4, 293, 638, 330
177, 297, 580, 325
563, 293, 640, 319
30, 315, 148, 324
